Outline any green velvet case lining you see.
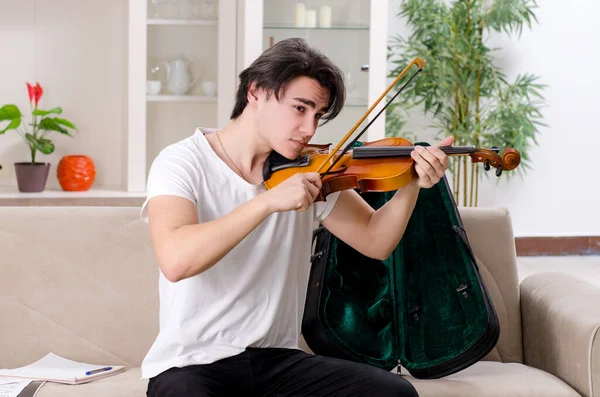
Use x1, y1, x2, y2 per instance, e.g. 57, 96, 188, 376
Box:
319, 177, 490, 372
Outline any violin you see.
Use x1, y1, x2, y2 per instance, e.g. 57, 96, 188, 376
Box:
262, 57, 521, 201
263, 137, 520, 201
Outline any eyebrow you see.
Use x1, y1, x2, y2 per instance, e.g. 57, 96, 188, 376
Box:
293, 97, 329, 113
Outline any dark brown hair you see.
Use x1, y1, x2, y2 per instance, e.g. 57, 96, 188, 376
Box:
230, 37, 345, 124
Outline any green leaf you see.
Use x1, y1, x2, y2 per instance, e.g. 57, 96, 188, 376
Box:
485, 0, 539, 37
25, 133, 55, 155
36, 138, 55, 154
0, 105, 22, 134
24, 133, 36, 152
0, 104, 22, 121
38, 117, 71, 136
53, 118, 78, 131
32, 107, 63, 116
0, 117, 21, 134
25, 133, 36, 145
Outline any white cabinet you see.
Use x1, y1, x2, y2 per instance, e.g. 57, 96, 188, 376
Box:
237, 0, 389, 147
126, 0, 388, 193
127, 0, 237, 192
1, 1, 388, 203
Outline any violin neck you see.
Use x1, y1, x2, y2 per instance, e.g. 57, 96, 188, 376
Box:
352, 146, 475, 159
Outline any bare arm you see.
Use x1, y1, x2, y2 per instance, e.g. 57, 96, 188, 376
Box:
321, 136, 454, 260
148, 195, 272, 282
147, 172, 322, 282
321, 181, 420, 260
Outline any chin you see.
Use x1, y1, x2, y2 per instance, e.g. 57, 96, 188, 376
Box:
275, 142, 304, 159
277, 149, 300, 160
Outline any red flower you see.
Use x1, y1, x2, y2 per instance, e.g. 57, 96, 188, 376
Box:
26, 82, 34, 103
26, 82, 43, 107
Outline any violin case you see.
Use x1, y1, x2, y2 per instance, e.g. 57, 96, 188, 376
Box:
302, 151, 500, 379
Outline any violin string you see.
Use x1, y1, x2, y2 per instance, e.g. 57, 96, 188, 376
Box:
311, 144, 476, 171
321, 68, 424, 176
315, 58, 425, 174
350, 146, 476, 158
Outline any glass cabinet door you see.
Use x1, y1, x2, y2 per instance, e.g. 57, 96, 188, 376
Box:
261, 0, 388, 145
127, 0, 236, 191
146, 0, 220, 172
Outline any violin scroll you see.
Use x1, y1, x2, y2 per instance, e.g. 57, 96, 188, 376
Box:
468, 147, 521, 177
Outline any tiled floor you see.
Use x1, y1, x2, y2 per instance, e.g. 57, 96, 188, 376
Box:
517, 255, 600, 288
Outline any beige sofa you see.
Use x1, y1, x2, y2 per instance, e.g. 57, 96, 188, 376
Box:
1, 206, 598, 397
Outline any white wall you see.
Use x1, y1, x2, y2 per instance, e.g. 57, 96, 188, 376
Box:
1, 1, 597, 237
388, 0, 600, 237
0, 0, 128, 190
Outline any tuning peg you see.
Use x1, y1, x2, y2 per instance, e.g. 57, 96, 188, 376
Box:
496, 166, 502, 177
491, 146, 500, 154
483, 159, 490, 171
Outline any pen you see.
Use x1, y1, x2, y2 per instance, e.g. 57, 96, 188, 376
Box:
85, 366, 112, 376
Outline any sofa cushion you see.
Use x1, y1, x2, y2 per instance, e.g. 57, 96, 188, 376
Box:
0, 207, 159, 368
459, 207, 523, 364
407, 361, 581, 397
35, 367, 147, 397
31, 361, 580, 397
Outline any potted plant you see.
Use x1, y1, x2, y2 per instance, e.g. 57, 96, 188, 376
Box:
386, 0, 546, 206
0, 82, 78, 192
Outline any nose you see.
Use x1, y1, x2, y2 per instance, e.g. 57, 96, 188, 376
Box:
299, 115, 317, 141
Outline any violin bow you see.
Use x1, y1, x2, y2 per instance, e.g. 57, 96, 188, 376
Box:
317, 57, 426, 175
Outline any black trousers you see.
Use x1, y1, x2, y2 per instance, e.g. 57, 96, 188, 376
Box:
147, 347, 418, 397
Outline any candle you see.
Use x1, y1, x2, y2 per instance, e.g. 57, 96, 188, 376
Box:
305, 9, 317, 28
319, 5, 332, 28
294, 3, 306, 27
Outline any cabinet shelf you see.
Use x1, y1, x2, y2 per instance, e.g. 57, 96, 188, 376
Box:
147, 18, 217, 26
263, 23, 369, 31
146, 95, 217, 102
0, 186, 146, 198
0, 186, 146, 206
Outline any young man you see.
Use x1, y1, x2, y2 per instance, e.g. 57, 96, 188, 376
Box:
141, 37, 452, 396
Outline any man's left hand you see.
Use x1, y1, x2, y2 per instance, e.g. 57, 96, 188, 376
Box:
410, 136, 454, 189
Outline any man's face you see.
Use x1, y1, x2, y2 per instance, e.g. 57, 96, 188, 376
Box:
255, 76, 330, 159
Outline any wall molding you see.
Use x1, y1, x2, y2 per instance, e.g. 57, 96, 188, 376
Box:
515, 236, 600, 256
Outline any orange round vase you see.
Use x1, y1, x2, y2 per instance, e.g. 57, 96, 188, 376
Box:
57, 155, 96, 191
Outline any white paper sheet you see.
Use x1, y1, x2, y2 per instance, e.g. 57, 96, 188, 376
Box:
0, 377, 30, 385
0, 380, 30, 397
0, 353, 125, 385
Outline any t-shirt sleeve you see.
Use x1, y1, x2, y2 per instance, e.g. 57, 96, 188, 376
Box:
314, 191, 341, 222
140, 146, 198, 223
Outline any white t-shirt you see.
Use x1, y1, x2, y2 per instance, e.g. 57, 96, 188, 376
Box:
139, 127, 340, 380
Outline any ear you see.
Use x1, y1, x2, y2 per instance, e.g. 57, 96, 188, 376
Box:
247, 81, 261, 108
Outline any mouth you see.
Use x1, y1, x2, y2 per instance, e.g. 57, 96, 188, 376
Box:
290, 139, 306, 150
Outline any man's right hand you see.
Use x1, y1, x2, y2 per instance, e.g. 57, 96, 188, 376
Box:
261, 172, 322, 213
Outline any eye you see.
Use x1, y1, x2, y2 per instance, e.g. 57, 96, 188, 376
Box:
315, 113, 323, 120
294, 105, 306, 113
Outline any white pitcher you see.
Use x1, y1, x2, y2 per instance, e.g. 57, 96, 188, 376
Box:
162, 56, 198, 95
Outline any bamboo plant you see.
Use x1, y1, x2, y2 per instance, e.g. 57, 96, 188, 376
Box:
386, 0, 546, 206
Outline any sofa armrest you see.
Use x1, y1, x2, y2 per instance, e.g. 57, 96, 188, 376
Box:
521, 272, 600, 397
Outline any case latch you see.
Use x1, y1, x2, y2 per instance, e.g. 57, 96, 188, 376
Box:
456, 284, 470, 298
408, 306, 420, 322
310, 251, 324, 262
